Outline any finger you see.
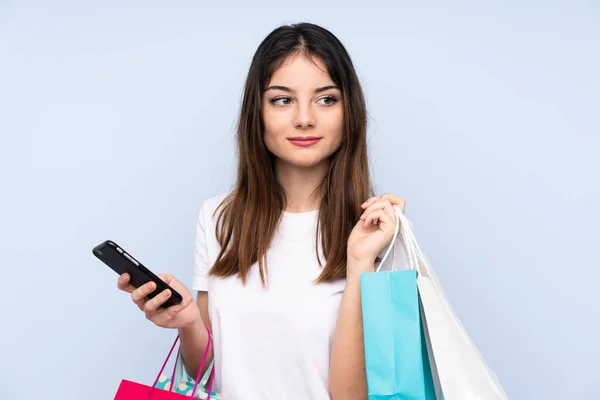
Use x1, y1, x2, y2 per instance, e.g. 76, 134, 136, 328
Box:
363, 207, 394, 228
144, 289, 172, 313
121, 284, 137, 294
375, 202, 396, 224
379, 194, 407, 213
360, 196, 381, 209
165, 295, 194, 317
360, 199, 392, 220
131, 281, 157, 306
118, 274, 138, 294
362, 194, 406, 212
117, 273, 133, 292
157, 274, 175, 284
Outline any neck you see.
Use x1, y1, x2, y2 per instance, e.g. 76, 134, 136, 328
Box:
275, 159, 328, 213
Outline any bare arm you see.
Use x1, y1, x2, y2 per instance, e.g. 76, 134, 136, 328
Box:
331, 194, 406, 399
179, 291, 214, 379
329, 258, 372, 400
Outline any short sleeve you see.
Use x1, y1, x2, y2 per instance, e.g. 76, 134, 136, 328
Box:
191, 201, 210, 291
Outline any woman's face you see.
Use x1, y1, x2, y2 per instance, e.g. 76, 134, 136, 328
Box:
262, 54, 344, 170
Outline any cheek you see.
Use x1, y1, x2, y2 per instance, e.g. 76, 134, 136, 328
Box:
263, 130, 276, 154
263, 108, 283, 133
328, 112, 344, 147
262, 111, 284, 153
263, 114, 280, 150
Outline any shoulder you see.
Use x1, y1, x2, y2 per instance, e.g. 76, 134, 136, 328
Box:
202, 192, 229, 214
195, 193, 229, 250
197, 192, 230, 227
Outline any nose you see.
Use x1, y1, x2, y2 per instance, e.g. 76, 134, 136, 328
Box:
293, 103, 316, 130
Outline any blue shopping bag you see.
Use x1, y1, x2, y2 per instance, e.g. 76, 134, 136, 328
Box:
361, 269, 436, 400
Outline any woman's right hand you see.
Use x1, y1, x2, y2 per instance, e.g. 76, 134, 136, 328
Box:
117, 273, 200, 329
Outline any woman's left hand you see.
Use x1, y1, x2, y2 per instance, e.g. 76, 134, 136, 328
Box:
346, 193, 406, 277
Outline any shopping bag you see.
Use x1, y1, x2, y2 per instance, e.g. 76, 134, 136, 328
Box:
153, 372, 219, 400
361, 208, 437, 400
394, 208, 509, 400
361, 268, 437, 400
114, 324, 219, 399
154, 358, 218, 399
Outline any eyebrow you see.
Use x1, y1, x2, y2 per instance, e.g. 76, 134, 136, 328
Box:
263, 85, 340, 94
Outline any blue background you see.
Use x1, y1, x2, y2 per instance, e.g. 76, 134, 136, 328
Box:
1, 1, 598, 399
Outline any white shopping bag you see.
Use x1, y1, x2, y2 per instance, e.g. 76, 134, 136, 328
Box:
380, 206, 510, 400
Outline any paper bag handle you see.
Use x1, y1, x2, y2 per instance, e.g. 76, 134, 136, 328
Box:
147, 323, 214, 399
375, 205, 426, 275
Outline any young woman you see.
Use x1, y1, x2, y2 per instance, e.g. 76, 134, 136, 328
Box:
117, 22, 406, 400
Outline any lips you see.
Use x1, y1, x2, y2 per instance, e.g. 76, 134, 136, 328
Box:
288, 136, 321, 141
288, 137, 322, 147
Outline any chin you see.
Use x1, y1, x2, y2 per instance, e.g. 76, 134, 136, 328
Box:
286, 156, 328, 169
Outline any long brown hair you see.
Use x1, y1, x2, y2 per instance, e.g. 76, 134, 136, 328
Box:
208, 22, 373, 285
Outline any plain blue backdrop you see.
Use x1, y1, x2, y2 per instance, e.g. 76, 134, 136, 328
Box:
1, 1, 598, 399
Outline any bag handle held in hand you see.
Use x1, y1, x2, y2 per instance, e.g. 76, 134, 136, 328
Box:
375, 205, 427, 275
147, 323, 214, 399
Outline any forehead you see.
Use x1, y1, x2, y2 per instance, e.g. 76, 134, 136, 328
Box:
268, 53, 333, 86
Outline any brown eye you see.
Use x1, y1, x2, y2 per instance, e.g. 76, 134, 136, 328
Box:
270, 97, 292, 106
319, 95, 338, 106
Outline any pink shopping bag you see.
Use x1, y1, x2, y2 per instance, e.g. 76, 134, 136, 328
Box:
114, 324, 215, 399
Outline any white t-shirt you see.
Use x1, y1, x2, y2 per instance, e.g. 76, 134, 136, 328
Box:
191, 193, 408, 400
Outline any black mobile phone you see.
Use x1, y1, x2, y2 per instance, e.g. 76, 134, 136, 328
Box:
92, 240, 183, 308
